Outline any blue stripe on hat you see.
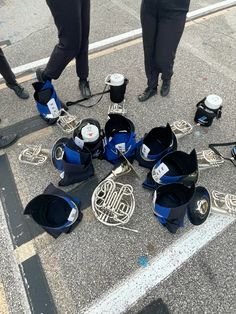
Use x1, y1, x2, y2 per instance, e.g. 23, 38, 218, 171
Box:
64, 146, 81, 165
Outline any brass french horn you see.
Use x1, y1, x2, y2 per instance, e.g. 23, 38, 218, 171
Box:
91, 153, 139, 232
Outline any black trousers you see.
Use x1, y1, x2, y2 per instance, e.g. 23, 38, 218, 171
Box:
45, 0, 90, 80
141, 0, 190, 88
0, 48, 17, 85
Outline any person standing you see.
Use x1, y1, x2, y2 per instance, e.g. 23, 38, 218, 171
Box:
0, 48, 29, 99
36, 0, 91, 99
138, 0, 190, 102
0, 48, 29, 148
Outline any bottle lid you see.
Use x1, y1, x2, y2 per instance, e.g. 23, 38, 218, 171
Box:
205, 95, 222, 110
81, 124, 99, 143
109, 73, 125, 86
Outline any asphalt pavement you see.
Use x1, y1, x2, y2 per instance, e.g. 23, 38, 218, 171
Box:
0, 1, 236, 314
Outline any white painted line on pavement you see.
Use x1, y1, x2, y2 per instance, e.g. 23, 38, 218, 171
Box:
187, 0, 236, 20
89, 28, 141, 51
14, 232, 51, 264
0, 282, 9, 314
0, 200, 31, 313
0, 0, 235, 80
14, 240, 36, 264
82, 214, 235, 314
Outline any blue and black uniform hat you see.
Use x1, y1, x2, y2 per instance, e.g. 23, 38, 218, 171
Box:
52, 137, 94, 186
104, 114, 137, 164
24, 183, 82, 238
33, 80, 61, 124
143, 149, 198, 190
153, 183, 195, 233
136, 123, 177, 169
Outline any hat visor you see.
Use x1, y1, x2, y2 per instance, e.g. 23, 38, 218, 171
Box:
187, 186, 211, 225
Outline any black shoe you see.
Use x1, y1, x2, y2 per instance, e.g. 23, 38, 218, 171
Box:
138, 87, 157, 102
36, 68, 51, 83
79, 79, 92, 99
0, 134, 17, 148
160, 80, 171, 97
6, 82, 29, 99
36, 68, 45, 82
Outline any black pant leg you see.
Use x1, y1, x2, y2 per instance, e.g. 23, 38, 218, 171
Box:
155, 10, 187, 81
75, 0, 90, 80
0, 48, 17, 85
44, 0, 82, 80
140, 0, 159, 89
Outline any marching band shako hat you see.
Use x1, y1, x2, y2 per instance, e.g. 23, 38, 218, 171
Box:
143, 149, 198, 190
136, 124, 177, 169
51, 138, 94, 186
60, 138, 94, 186
104, 114, 137, 164
24, 183, 82, 238
153, 183, 195, 233
33, 80, 61, 124
194, 95, 222, 127
73, 118, 104, 159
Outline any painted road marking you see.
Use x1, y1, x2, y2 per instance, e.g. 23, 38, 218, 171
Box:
82, 214, 235, 314
187, 0, 236, 20
0, 0, 235, 80
0, 282, 9, 314
0, 195, 56, 313
14, 232, 52, 264
14, 239, 36, 264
